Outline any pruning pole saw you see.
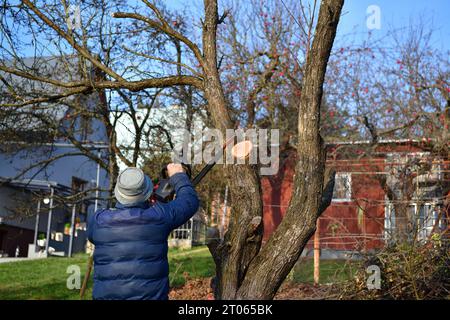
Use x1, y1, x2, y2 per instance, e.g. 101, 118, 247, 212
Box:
153, 136, 253, 202
79, 136, 253, 299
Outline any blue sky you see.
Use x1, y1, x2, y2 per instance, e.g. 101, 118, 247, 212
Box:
167, 0, 450, 51
337, 0, 450, 50
6, 1, 449, 57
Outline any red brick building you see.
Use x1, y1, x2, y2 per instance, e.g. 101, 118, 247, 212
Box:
262, 139, 449, 254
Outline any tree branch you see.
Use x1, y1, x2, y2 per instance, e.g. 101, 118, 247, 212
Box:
22, 0, 125, 82
111, 11, 205, 68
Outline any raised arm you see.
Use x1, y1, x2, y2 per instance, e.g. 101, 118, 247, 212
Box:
164, 169, 200, 229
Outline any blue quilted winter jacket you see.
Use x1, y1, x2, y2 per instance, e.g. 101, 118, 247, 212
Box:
87, 172, 199, 300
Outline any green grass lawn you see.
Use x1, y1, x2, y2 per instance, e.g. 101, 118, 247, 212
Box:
0, 247, 354, 300
168, 247, 215, 287
290, 258, 357, 284
0, 246, 214, 300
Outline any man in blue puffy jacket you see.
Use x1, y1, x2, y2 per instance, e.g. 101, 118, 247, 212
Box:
87, 164, 199, 300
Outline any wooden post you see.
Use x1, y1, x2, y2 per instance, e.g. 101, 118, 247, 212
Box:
360, 207, 367, 254
80, 253, 93, 299
314, 218, 320, 285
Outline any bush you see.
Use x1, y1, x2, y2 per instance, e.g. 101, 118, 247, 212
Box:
338, 238, 450, 300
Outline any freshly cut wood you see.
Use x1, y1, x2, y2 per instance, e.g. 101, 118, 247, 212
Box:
231, 141, 253, 160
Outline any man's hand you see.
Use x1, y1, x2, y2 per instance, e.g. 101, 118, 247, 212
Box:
167, 163, 184, 177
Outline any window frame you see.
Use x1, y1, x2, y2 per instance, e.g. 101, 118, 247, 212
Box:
332, 172, 352, 202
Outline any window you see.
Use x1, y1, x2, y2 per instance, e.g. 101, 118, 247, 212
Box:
332, 173, 352, 202
72, 177, 88, 214
384, 202, 446, 241
79, 114, 92, 141
72, 177, 87, 193
417, 204, 443, 241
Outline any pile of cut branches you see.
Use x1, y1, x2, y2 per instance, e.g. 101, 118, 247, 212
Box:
339, 238, 450, 300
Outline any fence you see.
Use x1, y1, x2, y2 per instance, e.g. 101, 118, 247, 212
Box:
306, 206, 449, 284
175, 198, 449, 284
169, 215, 208, 248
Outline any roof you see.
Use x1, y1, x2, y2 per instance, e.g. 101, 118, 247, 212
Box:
325, 138, 433, 146
0, 55, 95, 127
0, 177, 71, 194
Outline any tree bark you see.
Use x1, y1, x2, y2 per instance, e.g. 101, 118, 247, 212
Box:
236, 0, 344, 299
202, 0, 263, 299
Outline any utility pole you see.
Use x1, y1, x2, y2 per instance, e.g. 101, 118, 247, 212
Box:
45, 187, 54, 256
33, 200, 41, 246
94, 151, 101, 212
68, 204, 76, 257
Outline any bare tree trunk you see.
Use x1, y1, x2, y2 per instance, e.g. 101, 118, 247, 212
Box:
236, 0, 343, 299
202, 0, 264, 299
